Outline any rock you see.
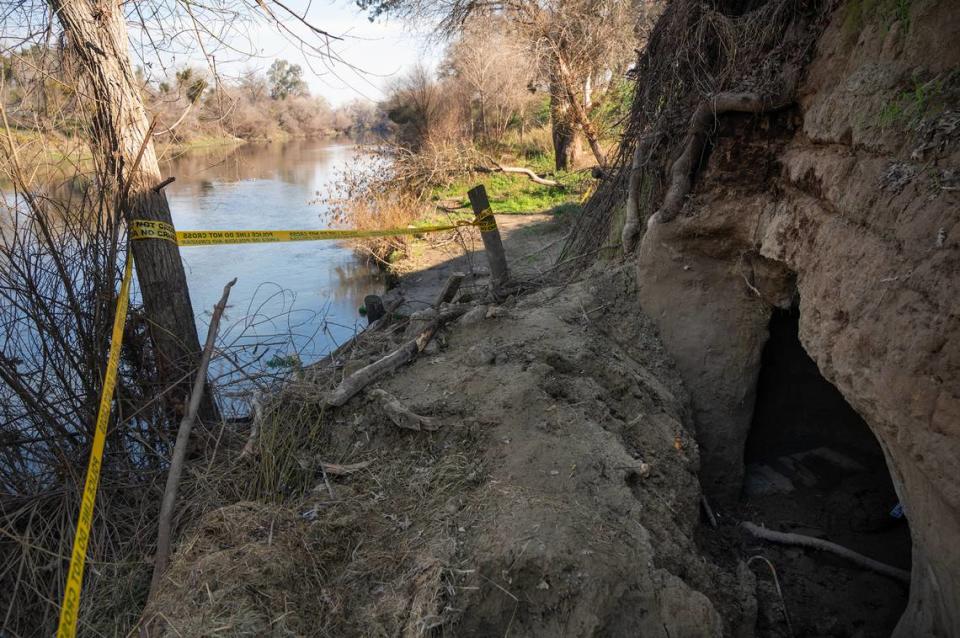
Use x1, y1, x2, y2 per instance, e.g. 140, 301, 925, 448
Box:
458, 305, 488, 326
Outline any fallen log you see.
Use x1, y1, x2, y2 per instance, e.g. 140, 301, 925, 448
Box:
741, 521, 910, 584
325, 304, 470, 407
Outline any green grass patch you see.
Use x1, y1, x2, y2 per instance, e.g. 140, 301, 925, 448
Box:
429, 165, 590, 216
877, 72, 954, 130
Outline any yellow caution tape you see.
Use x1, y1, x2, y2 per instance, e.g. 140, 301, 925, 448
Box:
475, 208, 498, 233
57, 252, 134, 638
130, 218, 483, 246
58, 210, 497, 632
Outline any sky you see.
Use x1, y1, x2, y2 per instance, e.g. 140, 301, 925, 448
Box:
156, 0, 444, 106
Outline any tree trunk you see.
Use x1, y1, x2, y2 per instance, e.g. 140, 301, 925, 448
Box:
48, 0, 216, 422
549, 85, 580, 171
555, 53, 605, 168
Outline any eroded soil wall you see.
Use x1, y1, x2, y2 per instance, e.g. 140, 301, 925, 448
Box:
636, 0, 959, 634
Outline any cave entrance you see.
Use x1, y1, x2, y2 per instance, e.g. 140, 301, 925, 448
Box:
741, 306, 912, 636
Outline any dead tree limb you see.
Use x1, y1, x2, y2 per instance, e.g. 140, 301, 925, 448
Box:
325, 304, 470, 407
650, 92, 794, 226
370, 389, 440, 431
741, 521, 910, 584
148, 277, 236, 600
475, 157, 560, 187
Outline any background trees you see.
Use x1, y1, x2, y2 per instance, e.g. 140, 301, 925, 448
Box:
359, 0, 655, 169
268, 60, 309, 100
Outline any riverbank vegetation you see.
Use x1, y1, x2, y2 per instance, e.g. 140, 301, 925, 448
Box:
334, 3, 650, 264
0, 47, 385, 154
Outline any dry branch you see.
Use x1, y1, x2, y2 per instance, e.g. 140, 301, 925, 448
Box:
370, 389, 440, 431
433, 272, 465, 307
320, 460, 373, 476
148, 277, 236, 600
741, 521, 910, 584
475, 161, 560, 187
325, 304, 470, 407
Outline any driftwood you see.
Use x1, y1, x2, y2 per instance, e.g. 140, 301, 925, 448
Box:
325, 304, 470, 407
475, 156, 560, 187
310, 297, 404, 372
149, 277, 236, 599
648, 91, 794, 227
370, 389, 440, 431
741, 521, 910, 584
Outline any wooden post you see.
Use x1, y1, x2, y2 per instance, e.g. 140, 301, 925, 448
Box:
467, 185, 509, 294
364, 294, 385, 324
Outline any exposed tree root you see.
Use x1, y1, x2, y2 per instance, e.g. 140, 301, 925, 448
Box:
627, 91, 793, 240
621, 134, 656, 252
741, 521, 911, 584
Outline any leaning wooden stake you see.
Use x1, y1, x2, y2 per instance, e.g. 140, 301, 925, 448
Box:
433, 272, 465, 307
148, 277, 236, 600
467, 185, 509, 295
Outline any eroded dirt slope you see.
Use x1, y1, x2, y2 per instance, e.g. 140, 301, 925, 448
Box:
146, 265, 756, 637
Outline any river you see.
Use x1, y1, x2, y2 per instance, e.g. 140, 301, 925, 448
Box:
163, 139, 383, 370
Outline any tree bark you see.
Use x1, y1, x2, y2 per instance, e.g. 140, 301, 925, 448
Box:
549, 84, 580, 171
49, 0, 215, 421
555, 53, 605, 168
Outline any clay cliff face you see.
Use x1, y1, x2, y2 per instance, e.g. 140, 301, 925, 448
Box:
634, 0, 959, 635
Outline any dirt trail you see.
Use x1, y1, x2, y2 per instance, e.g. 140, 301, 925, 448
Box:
388, 213, 570, 310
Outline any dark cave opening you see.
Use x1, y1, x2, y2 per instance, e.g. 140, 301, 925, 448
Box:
741, 306, 912, 636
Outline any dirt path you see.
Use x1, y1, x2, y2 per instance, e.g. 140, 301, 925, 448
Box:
388, 212, 570, 310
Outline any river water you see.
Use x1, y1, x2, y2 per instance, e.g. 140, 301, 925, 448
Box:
163, 139, 383, 368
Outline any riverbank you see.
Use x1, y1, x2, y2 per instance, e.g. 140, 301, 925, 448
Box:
384, 211, 574, 310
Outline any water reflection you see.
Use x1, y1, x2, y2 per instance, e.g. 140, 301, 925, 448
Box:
163, 139, 382, 367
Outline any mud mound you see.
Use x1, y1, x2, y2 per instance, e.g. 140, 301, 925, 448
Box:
150, 265, 752, 636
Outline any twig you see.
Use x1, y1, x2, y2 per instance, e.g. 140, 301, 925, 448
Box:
700, 494, 718, 528
147, 277, 236, 601
747, 555, 793, 637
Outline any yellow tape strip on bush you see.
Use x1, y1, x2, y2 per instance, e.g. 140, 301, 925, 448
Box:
130, 218, 486, 246
57, 253, 134, 638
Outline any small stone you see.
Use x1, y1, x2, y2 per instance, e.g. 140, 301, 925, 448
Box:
467, 345, 496, 366
458, 305, 488, 326
536, 580, 550, 590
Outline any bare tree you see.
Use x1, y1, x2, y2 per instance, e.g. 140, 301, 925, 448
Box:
361, 0, 648, 169
445, 18, 538, 144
